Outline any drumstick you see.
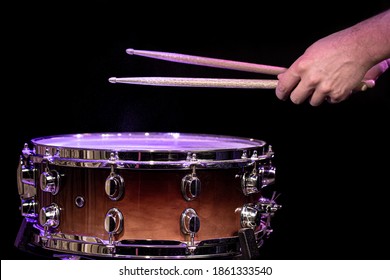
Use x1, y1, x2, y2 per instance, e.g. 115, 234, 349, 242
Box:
108, 77, 373, 91
109, 77, 278, 89
126, 48, 286, 76
124, 48, 373, 91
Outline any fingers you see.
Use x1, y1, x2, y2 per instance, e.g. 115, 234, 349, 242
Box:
275, 71, 300, 101
276, 76, 374, 106
278, 71, 322, 105
309, 91, 328, 106
289, 81, 328, 106
289, 81, 315, 104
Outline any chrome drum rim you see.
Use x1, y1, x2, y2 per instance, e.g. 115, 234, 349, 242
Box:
30, 132, 272, 169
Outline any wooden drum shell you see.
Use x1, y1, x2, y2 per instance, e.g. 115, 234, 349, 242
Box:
36, 165, 260, 242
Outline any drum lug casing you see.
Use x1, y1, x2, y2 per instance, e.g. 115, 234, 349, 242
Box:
104, 208, 124, 235
240, 146, 276, 196
239, 196, 282, 229
38, 149, 62, 195
240, 164, 276, 196
104, 208, 124, 254
181, 173, 201, 201
181, 208, 200, 235
39, 203, 60, 228
20, 199, 38, 219
39, 170, 60, 195
17, 144, 36, 199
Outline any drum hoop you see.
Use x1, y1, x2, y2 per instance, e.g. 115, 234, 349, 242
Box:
29, 132, 272, 169
31, 154, 272, 169
31, 229, 266, 259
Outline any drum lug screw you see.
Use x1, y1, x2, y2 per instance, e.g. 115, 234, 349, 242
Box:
107, 235, 116, 254
251, 150, 258, 160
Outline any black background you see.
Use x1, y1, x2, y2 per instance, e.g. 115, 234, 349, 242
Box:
4, 1, 390, 260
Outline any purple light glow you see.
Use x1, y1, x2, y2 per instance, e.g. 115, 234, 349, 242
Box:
31, 132, 265, 152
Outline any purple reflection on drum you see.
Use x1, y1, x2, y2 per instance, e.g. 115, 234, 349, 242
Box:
31, 132, 266, 151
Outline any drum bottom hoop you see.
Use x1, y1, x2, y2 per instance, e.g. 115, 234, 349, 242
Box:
16, 219, 266, 259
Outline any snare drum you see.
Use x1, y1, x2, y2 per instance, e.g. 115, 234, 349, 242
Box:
16, 132, 280, 259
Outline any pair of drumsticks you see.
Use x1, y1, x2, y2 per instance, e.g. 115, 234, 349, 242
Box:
109, 48, 372, 91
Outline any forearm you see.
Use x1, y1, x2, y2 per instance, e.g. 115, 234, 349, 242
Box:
275, 9, 390, 105
346, 9, 390, 68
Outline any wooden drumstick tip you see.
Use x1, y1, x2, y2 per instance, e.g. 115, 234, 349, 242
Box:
109, 77, 117, 83
359, 79, 375, 91
126, 48, 135, 55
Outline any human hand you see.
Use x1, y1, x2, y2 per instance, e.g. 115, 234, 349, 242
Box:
275, 32, 388, 106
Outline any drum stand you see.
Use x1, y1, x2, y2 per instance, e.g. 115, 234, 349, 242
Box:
238, 228, 261, 259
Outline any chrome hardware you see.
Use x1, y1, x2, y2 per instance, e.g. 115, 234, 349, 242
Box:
266, 145, 274, 158
258, 165, 276, 187
104, 208, 123, 254
20, 199, 37, 218
104, 208, 124, 235
181, 208, 200, 253
39, 170, 60, 195
251, 150, 258, 160
42, 148, 57, 163
241, 162, 276, 195
258, 145, 275, 160
39, 203, 60, 228
184, 153, 200, 168
105, 172, 124, 201
257, 196, 282, 215
22, 143, 33, 157
186, 153, 198, 162
17, 153, 36, 199
107, 152, 124, 168
181, 175, 201, 201
181, 166, 201, 201
29, 232, 245, 259
181, 208, 200, 235
75, 196, 85, 208
240, 204, 261, 229
105, 156, 125, 201
241, 171, 261, 195
29, 133, 270, 169
108, 152, 118, 164
39, 149, 61, 195
239, 193, 281, 229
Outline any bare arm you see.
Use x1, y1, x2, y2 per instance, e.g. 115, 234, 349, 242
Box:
276, 9, 390, 106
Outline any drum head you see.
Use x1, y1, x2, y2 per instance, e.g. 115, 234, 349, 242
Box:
31, 132, 268, 168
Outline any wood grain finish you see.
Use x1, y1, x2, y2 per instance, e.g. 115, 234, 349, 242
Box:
37, 165, 261, 242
